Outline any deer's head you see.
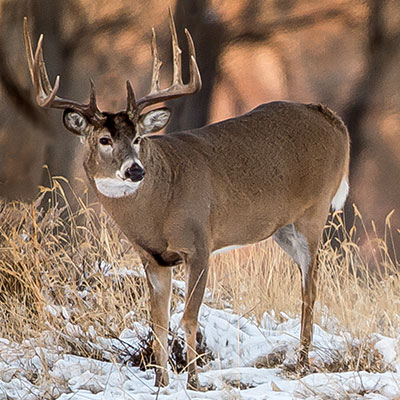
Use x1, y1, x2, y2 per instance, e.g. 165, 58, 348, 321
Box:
62, 98, 171, 198
23, 9, 201, 198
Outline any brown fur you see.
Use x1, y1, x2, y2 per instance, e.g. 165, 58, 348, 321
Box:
80, 100, 350, 388
24, 16, 349, 388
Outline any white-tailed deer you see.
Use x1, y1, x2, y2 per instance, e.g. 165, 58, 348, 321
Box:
24, 12, 349, 389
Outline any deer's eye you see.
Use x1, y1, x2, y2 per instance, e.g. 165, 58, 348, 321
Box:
99, 137, 112, 146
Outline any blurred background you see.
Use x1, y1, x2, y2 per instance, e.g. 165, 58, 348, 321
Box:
1, 0, 400, 250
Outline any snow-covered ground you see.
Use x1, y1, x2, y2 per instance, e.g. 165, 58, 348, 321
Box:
1, 276, 400, 399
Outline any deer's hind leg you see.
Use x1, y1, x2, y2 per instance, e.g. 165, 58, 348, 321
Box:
180, 245, 210, 390
273, 204, 329, 370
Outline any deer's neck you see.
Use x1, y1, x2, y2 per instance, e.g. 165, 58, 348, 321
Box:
88, 137, 176, 249
139, 136, 175, 189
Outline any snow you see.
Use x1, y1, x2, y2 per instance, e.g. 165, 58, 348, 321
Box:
1, 275, 400, 399
374, 334, 400, 370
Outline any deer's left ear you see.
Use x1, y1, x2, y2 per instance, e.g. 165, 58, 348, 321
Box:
63, 109, 91, 137
138, 107, 171, 134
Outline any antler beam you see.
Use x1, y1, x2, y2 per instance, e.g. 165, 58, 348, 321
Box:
128, 8, 202, 118
25, 11, 201, 124
23, 17, 105, 125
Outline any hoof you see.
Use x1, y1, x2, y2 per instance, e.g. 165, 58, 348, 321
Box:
155, 369, 169, 387
296, 357, 317, 376
187, 374, 199, 390
187, 374, 207, 391
296, 361, 310, 376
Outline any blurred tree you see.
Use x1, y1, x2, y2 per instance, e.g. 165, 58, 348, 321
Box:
343, 0, 397, 164
167, 0, 226, 132
0, 0, 359, 199
0, 0, 133, 201
169, 0, 356, 132
342, 0, 400, 235
2, 0, 400, 249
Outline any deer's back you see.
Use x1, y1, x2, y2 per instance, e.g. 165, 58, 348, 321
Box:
151, 101, 349, 245
163, 101, 349, 195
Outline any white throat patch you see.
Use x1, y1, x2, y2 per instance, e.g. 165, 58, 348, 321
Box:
94, 177, 141, 198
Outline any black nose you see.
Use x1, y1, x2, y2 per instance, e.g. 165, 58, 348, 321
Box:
124, 163, 145, 182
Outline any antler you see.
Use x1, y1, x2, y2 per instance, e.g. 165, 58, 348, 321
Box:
126, 8, 202, 119
23, 17, 106, 125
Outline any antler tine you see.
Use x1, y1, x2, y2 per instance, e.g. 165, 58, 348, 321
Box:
23, 17, 106, 125
185, 28, 202, 90
126, 80, 137, 118
184, 28, 196, 60
149, 28, 163, 95
37, 36, 54, 95
41, 75, 60, 108
134, 10, 202, 115
89, 79, 99, 113
23, 17, 35, 83
168, 7, 183, 87
31, 33, 61, 108
32, 35, 45, 96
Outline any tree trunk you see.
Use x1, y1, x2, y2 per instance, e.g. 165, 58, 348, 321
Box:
31, 0, 78, 187
0, 0, 78, 200
167, 0, 226, 132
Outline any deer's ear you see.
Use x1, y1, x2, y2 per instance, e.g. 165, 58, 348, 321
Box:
63, 109, 90, 136
138, 108, 171, 134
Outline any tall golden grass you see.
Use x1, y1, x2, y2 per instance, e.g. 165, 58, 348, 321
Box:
0, 178, 399, 370
210, 208, 400, 339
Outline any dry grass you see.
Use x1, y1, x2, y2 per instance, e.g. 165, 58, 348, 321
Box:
0, 178, 146, 346
209, 208, 400, 341
0, 178, 400, 373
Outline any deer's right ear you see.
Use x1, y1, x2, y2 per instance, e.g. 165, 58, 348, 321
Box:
138, 108, 171, 134
63, 109, 90, 137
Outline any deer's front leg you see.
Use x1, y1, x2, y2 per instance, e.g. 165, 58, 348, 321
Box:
145, 263, 172, 387
181, 248, 210, 390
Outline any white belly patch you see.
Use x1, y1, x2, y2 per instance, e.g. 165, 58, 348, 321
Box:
94, 177, 141, 198
212, 245, 245, 256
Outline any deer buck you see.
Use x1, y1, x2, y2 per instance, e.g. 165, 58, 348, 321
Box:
24, 12, 349, 389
